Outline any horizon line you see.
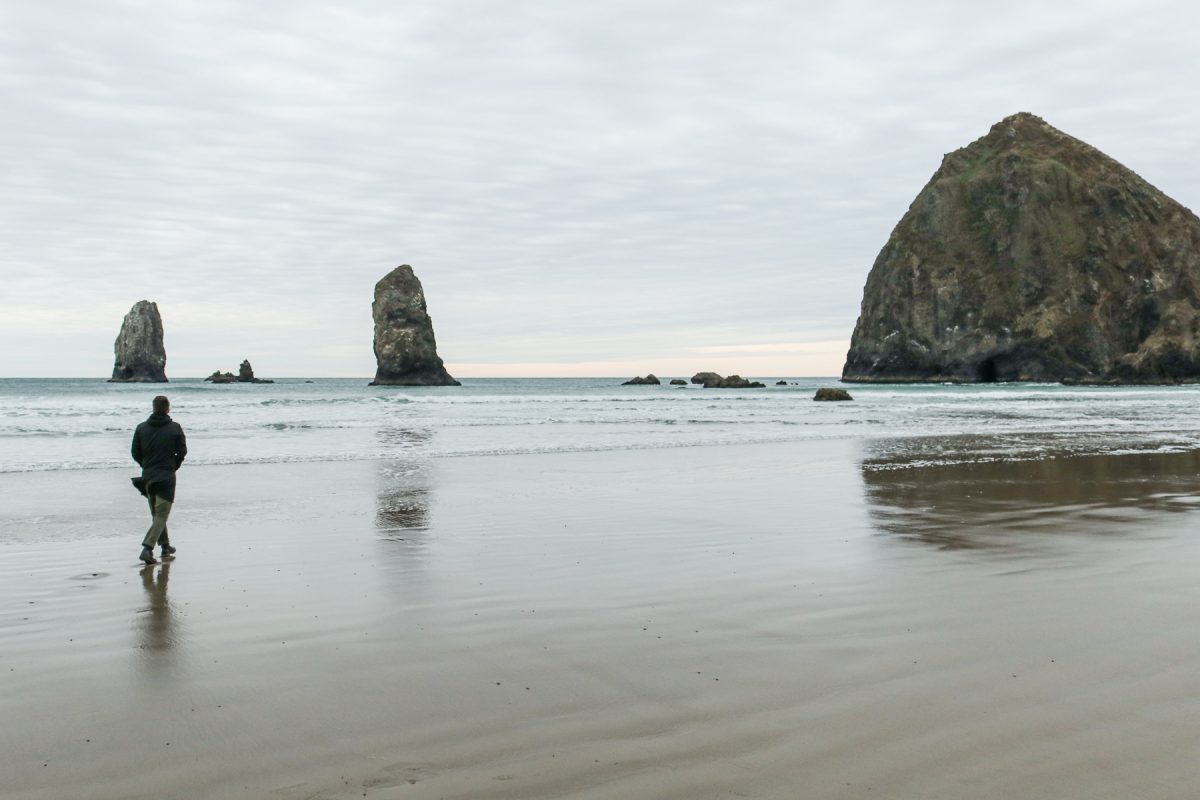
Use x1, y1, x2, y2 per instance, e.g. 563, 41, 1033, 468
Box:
0, 374, 843, 381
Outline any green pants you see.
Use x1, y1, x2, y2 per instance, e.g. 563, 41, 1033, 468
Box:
142, 494, 173, 549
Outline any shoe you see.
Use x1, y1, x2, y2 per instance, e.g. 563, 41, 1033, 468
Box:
139, 547, 157, 564
161, 545, 177, 557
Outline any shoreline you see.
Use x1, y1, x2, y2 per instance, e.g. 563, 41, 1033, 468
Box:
7, 424, 1200, 474
8, 377, 1200, 475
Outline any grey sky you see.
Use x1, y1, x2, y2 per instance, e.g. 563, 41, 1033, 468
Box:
3, 0, 1198, 377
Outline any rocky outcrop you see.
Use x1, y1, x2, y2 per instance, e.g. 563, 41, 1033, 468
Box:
205, 360, 273, 383
370, 265, 460, 387
623, 374, 661, 385
669, 379, 688, 385
814, 388, 853, 401
109, 301, 167, 382
692, 372, 766, 389
713, 375, 766, 389
843, 112, 1200, 384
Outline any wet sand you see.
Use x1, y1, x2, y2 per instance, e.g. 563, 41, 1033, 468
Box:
3, 440, 1200, 799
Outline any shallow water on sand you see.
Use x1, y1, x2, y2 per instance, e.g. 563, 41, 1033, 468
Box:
6, 377, 1200, 473
3, 440, 1200, 798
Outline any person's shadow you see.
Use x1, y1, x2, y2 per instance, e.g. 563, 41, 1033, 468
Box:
138, 560, 175, 655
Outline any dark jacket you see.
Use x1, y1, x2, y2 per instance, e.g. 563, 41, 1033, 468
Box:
132, 413, 187, 501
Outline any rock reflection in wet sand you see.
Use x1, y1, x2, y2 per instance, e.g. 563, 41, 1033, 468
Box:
375, 459, 431, 537
862, 447, 1200, 550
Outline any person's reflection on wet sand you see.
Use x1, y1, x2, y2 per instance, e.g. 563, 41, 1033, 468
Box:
861, 446, 1200, 550
138, 560, 176, 659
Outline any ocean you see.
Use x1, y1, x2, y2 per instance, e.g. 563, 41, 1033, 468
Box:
3, 377, 1200, 474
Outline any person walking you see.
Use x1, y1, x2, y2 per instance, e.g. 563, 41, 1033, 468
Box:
132, 395, 187, 564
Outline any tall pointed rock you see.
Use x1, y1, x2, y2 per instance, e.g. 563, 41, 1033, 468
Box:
843, 113, 1200, 383
109, 300, 168, 382
369, 265, 460, 386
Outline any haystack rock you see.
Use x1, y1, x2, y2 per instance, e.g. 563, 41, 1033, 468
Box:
109, 300, 167, 382
369, 265, 460, 386
843, 113, 1200, 384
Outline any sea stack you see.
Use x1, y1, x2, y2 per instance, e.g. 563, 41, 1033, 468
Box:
109, 300, 167, 382
369, 265, 460, 386
843, 113, 1200, 384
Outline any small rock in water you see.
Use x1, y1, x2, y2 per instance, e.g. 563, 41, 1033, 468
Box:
205, 360, 273, 383
814, 388, 853, 401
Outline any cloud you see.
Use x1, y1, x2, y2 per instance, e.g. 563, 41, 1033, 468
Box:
2, 0, 1199, 376
691, 340, 849, 355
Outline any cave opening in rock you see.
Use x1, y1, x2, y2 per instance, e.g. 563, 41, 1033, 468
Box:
978, 358, 998, 383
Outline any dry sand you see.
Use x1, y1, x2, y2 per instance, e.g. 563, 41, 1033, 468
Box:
3, 440, 1200, 799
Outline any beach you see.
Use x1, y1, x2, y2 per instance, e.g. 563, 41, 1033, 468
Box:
4, 438, 1200, 799
9, 1, 1200, 797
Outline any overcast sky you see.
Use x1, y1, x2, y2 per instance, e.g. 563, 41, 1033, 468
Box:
3, 0, 1199, 378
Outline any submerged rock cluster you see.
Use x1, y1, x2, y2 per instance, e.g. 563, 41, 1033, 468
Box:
205, 360, 273, 384
843, 112, 1200, 384
690, 372, 766, 389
